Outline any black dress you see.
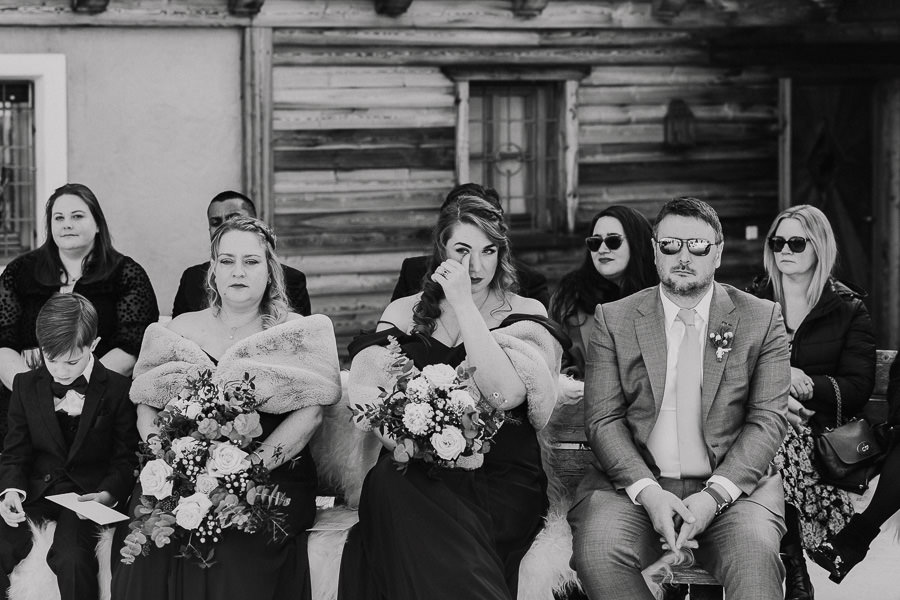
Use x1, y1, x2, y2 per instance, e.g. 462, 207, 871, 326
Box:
337, 317, 553, 600
111, 355, 317, 600
0, 250, 159, 438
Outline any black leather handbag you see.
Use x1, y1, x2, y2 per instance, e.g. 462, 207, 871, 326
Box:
813, 377, 886, 494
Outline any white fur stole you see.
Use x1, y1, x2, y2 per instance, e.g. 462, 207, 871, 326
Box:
131, 316, 342, 413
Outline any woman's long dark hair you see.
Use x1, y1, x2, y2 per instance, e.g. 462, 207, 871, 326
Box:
412, 185, 517, 336
34, 183, 122, 287
550, 205, 657, 325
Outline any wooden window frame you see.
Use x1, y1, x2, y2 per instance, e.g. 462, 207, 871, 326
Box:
0, 54, 68, 254
444, 67, 587, 236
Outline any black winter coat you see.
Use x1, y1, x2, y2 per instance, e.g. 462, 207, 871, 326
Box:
751, 277, 876, 432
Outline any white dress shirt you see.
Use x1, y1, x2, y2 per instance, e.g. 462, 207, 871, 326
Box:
625, 285, 741, 505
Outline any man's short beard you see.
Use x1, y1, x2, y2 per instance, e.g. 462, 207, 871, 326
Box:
660, 273, 713, 298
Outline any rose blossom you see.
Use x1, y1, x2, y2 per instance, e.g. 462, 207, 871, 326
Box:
421, 364, 457, 389
170, 436, 201, 459
173, 492, 213, 530
402, 403, 434, 436
233, 413, 262, 437
195, 473, 220, 495
139, 459, 174, 499
197, 418, 220, 439
430, 426, 466, 460
184, 402, 203, 420
209, 442, 250, 475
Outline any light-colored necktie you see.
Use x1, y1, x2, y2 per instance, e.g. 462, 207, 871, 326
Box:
676, 308, 710, 478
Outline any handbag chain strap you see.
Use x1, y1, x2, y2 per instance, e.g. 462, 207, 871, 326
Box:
827, 375, 843, 427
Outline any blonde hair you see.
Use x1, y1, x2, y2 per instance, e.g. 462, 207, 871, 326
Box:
763, 204, 837, 309
206, 216, 290, 328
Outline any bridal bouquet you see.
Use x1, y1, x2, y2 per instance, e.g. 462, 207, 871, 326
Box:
350, 337, 505, 471
120, 370, 291, 566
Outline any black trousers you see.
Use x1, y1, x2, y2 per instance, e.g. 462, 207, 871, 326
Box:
0, 498, 100, 600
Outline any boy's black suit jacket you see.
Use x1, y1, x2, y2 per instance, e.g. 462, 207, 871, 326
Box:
0, 361, 138, 506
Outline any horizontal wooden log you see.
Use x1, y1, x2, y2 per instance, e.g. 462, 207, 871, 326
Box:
281, 250, 422, 275
579, 121, 779, 146
273, 107, 456, 130
274, 86, 455, 109
579, 157, 777, 185
578, 84, 777, 106
275, 189, 444, 214
306, 272, 399, 295
576, 198, 779, 226
273, 128, 454, 151
275, 145, 454, 170
273, 66, 450, 90
577, 103, 778, 125
277, 229, 433, 254
276, 208, 437, 231
272, 45, 709, 67
577, 181, 776, 208
255, 0, 826, 30
581, 65, 776, 87
273, 27, 697, 47
579, 141, 777, 165
307, 291, 391, 316
274, 168, 454, 194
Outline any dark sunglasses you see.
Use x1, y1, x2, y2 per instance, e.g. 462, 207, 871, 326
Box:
768, 236, 809, 253
654, 237, 719, 256
585, 234, 624, 252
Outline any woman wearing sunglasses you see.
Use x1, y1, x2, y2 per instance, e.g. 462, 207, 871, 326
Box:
550, 206, 658, 387
749, 204, 876, 600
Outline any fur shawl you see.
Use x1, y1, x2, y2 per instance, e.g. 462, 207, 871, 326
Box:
349, 319, 562, 430
131, 316, 342, 412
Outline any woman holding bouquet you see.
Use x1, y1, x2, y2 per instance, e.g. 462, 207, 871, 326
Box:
111, 217, 342, 600
338, 184, 566, 600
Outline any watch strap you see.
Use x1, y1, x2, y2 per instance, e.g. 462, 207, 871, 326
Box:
702, 485, 730, 515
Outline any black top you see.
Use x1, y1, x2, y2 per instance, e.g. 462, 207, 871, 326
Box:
750, 276, 876, 431
0, 250, 159, 358
390, 255, 550, 308
171, 261, 311, 317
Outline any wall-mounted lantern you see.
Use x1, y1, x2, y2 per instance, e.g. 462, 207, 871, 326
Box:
71, 0, 109, 14
374, 0, 414, 16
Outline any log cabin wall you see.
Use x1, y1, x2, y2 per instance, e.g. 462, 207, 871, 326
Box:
265, 3, 782, 361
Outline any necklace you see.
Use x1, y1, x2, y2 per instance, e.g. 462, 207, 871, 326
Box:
217, 312, 261, 340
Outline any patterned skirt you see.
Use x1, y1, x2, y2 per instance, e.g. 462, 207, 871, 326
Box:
774, 426, 856, 549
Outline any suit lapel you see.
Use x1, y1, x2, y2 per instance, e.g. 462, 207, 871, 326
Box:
35, 370, 68, 456
702, 283, 738, 423
635, 291, 668, 417
68, 361, 107, 461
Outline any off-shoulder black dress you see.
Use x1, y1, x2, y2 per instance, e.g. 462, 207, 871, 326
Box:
338, 315, 563, 600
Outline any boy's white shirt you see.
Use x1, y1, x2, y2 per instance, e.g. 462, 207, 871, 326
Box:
2, 356, 95, 503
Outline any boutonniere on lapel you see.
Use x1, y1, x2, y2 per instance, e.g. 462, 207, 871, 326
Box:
708, 323, 734, 362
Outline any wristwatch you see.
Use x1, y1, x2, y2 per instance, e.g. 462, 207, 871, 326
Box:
702, 484, 731, 516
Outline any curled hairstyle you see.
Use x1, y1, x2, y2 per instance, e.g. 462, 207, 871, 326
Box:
413, 185, 517, 336
206, 216, 290, 329
653, 196, 723, 243
36, 293, 99, 360
764, 204, 837, 309
550, 205, 658, 325
35, 183, 122, 286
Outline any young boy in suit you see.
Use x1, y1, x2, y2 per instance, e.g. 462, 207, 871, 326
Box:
0, 293, 139, 600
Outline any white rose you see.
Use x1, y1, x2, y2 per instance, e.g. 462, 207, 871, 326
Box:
209, 442, 250, 475
449, 389, 476, 409
139, 459, 174, 499
421, 364, 458, 389
170, 436, 200, 459
430, 426, 466, 461
195, 473, 220, 495
173, 492, 213, 530
184, 402, 203, 420
402, 403, 434, 436
404, 376, 431, 400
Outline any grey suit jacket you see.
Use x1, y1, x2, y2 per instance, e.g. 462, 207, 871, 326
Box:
576, 282, 790, 514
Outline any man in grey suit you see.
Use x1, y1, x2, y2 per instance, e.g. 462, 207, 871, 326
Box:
568, 197, 790, 599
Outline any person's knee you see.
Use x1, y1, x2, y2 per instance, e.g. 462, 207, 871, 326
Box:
47, 541, 97, 575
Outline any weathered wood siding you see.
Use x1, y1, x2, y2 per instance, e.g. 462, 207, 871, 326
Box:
271, 52, 458, 355
576, 65, 780, 285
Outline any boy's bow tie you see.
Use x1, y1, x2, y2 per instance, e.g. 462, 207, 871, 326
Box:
51, 376, 88, 399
